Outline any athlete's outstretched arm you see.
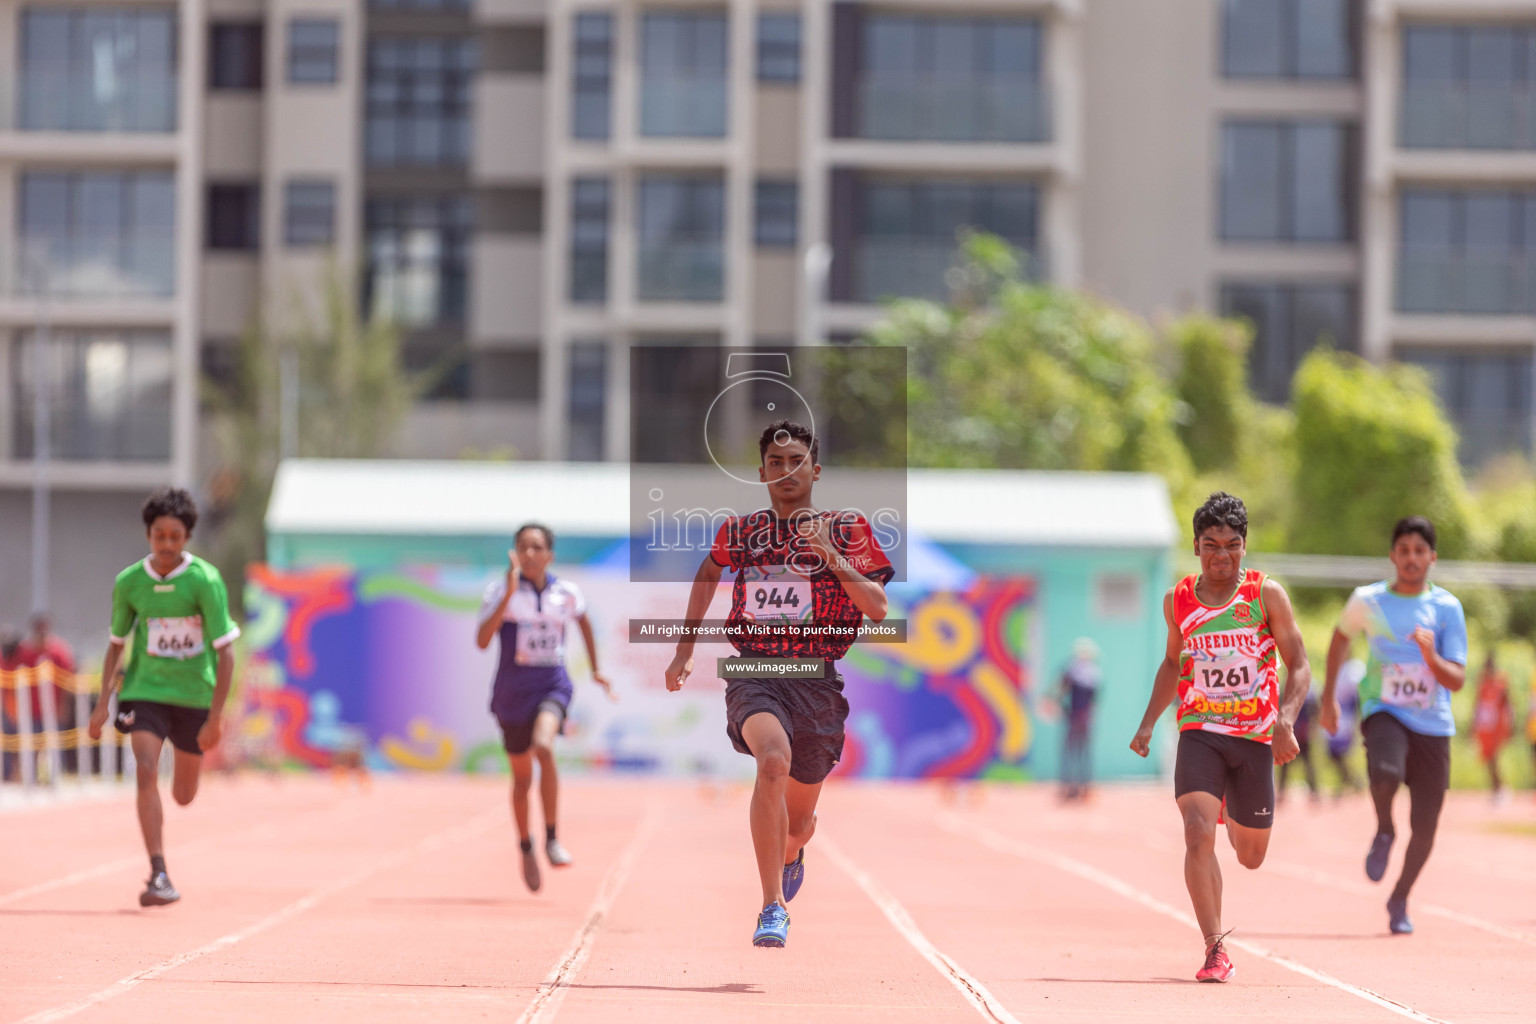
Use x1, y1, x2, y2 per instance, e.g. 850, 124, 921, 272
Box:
87, 640, 127, 740
1130, 590, 1181, 758
1263, 578, 1311, 766
1319, 628, 1352, 735
197, 645, 235, 752
800, 518, 887, 621
1412, 626, 1466, 692
476, 549, 520, 650
576, 614, 616, 701
665, 553, 724, 691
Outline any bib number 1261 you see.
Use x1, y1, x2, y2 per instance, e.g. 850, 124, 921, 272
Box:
1198, 666, 1252, 691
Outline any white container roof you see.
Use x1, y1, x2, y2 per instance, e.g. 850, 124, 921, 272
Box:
266, 459, 1177, 549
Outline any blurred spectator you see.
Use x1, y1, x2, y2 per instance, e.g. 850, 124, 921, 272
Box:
1279, 687, 1321, 804
2, 627, 25, 781
1471, 654, 1514, 804
1059, 637, 1101, 802
18, 614, 79, 773
1325, 657, 1365, 797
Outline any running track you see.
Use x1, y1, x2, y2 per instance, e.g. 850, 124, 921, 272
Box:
3, 776, 1532, 1023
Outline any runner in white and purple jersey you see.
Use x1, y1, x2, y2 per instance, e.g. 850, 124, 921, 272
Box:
476, 523, 613, 893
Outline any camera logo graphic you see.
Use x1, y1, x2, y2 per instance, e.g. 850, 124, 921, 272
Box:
702, 352, 817, 486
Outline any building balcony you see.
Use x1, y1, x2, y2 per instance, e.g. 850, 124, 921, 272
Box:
853, 237, 1043, 304
1400, 83, 1536, 152
854, 81, 1051, 144
637, 242, 724, 303
1397, 252, 1536, 317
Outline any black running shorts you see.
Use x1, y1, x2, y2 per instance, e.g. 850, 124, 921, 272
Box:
1173, 729, 1276, 829
724, 666, 849, 786
497, 698, 568, 755
1361, 712, 1450, 793
114, 700, 209, 756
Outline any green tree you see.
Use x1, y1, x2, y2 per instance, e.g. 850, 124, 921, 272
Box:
201, 270, 427, 611
865, 234, 1192, 491
1289, 350, 1473, 558
1170, 314, 1250, 474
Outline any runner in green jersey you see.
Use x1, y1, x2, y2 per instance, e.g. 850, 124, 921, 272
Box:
87, 488, 240, 907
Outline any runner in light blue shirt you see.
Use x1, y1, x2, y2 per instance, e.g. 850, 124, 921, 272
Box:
1322, 516, 1467, 937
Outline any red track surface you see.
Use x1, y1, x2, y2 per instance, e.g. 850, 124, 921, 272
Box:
3, 776, 1532, 1023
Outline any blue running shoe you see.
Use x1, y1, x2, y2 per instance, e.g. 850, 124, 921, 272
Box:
1387, 897, 1414, 935
782, 848, 805, 903
1365, 833, 1394, 882
752, 902, 790, 948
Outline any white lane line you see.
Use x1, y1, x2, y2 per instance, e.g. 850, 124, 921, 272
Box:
1261, 859, 1536, 947
13, 809, 501, 1024
820, 835, 1024, 1024
0, 797, 355, 908
937, 812, 1455, 1024
1130, 828, 1536, 948
514, 802, 663, 1024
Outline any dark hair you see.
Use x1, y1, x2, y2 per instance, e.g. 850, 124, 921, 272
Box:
1192, 491, 1248, 541
759, 419, 819, 465
515, 523, 554, 549
1391, 515, 1436, 551
142, 487, 198, 535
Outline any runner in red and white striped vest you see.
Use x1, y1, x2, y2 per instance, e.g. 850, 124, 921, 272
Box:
1130, 492, 1311, 985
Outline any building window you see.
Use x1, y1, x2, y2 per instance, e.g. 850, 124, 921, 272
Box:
369, 0, 470, 10
1222, 0, 1357, 80
1220, 282, 1358, 401
641, 11, 728, 138
638, 175, 726, 302
288, 18, 339, 85
206, 184, 260, 250
1398, 189, 1536, 315
209, 22, 264, 90
570, 178, 610, 304
284, 180, 336, 247
758, 12, 801, 83
482, 25, 546, 74
572, 13, 613, 140
568, 340, 607, 461
755, 180, 798, 248
20, 171, 175, 297
851, 14, 1046, 142
1397, 347, 1534, 462
366, 37, 475, 167
11, 331, 173, 461
1220, 120, 1356, 243
365, 196, 472, 327
20, 9, 178, 132
850, 179, 1037, 302
1401, 25, 1536, 150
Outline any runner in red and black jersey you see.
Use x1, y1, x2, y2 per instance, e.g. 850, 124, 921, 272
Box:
665, 420, 893, 948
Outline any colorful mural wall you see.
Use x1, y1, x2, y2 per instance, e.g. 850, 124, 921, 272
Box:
236, 565, 1037, 779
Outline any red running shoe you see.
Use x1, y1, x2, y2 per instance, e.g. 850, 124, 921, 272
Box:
1196, 934, 1235, 983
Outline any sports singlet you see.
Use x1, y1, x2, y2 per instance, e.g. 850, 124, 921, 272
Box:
1173, 568, 1279, 743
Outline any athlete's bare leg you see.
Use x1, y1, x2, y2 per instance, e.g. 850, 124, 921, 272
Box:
741, 712, 795, 908
1181, 792, 1270, 943
170, 749, 202, 807
131, 731, 167, 859
784, 778, 822, 864
529, 710, 562, 833
508, 750, 535, 841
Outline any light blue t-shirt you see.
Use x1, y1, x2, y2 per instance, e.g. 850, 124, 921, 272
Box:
1338, 581, 1467, 737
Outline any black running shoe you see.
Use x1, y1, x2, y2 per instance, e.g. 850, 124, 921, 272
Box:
522, 848, 542, 892
139, 872, 180, 907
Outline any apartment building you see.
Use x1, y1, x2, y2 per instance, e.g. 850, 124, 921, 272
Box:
3, 0, 1536, 636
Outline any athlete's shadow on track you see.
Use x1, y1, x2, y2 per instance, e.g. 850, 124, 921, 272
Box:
565, 983, 762, 995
